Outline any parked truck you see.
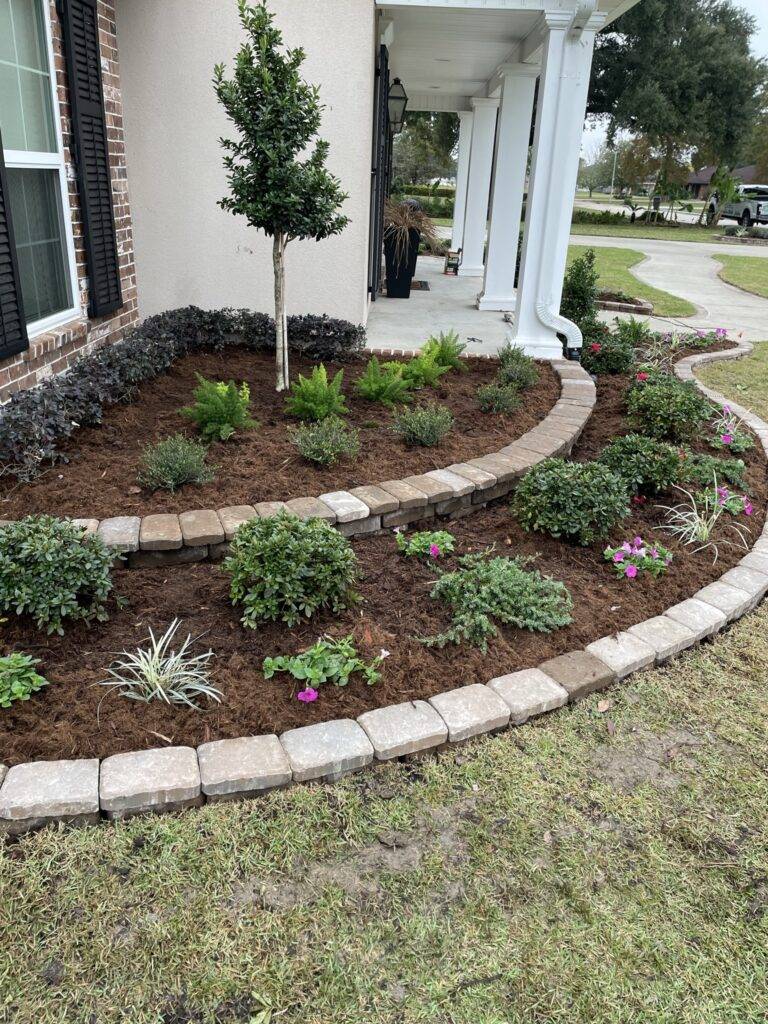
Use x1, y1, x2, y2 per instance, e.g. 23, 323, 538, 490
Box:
707, 184, 768, 227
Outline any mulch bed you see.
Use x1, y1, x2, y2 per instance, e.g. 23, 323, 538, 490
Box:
2, 356, 765, 766
0, 350, 559, 520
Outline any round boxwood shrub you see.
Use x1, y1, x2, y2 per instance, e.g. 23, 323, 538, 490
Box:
598, 434, 682, 495
626, 378, 711, 441
580, 331, 635, 375
223, 511, 359, 628
512, 459, 630, 546
0, 516, 114, 635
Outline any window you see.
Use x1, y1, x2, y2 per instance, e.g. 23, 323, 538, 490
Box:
0, 0, 78, 333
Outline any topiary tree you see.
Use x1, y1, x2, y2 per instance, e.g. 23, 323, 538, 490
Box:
214, 0, 349, 391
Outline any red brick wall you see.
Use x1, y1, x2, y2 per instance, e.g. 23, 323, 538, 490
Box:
0, 0, 138, 402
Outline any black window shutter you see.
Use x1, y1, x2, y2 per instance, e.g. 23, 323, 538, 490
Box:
58, 0, 122, 319
0, 132, 29, 361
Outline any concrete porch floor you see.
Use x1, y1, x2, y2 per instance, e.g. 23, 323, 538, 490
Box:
365, 255, 512, 354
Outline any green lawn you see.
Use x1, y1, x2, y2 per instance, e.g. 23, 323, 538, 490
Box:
571, 221, 721, 244
700, 340, 768, 415
568, 244, 696, 317
714, 254, 768, 299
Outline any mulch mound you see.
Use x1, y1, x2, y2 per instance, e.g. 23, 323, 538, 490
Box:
2, 360, 765, 765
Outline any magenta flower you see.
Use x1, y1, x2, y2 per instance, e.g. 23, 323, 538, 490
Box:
633, 536, 643, 547
721, 433, 733, 446
613, 551, 625, 563
429, 543, 441, 559
636, 371, 649, 382
625, 564, 638, 579
651, 548, 659, 559
716, 328, 727, 338
297, 688, 318, 703
745, 501, 754, 516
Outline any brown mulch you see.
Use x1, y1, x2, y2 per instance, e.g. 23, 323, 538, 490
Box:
2, 362, 765, 766
0, 350, 559, 519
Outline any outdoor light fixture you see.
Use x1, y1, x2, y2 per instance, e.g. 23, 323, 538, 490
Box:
388, 77, 408, 134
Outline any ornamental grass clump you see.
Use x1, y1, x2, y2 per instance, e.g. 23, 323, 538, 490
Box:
604, 537, 673, 580
0, 516, 113, 635
626, 377, 712, 442
285, 364, 348, 421
396, 529, 455, 560
598, 434, 681, 495
224, 511, 359, 628
393, 402, 453, 447
263, 635, 387, 694
476, 382, 521, 415
497, 344, 539, 390
181, 373, 257, 441
512, 458, 630, 546
289, 417, 360, 466
0, 654, 50, 709
658, 483, 751, 563
423, 552, 573, 652
354, 356, 412, 406
138, 434, 215, 492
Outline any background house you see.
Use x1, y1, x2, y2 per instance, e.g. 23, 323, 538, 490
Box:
686, 164, 762, 198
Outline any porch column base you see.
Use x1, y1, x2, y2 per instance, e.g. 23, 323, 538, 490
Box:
477, 293, 516, 311
457, 264, 485, 277
503, 332, 564, 361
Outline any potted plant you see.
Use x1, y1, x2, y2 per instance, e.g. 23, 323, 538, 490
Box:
383, 199, 440, 298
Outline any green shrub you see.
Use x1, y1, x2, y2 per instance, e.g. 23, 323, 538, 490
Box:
263, 635, 385, 689
400, 350, 450, 389
285, 364, 348, 421
289, 417, 360, 466
580, 331, 635, 375
354, 356, 412, 406
679, 450, 747, 488
497, 345, 539, 389
423, 553, 573, 651
223, 511, 359, 628
598, 434, 681, 495
422, 330, 466, 371
626, 378, 711, 441
561, 249, 600, 335
614, 316, 653, 347
512, 458, 630, 545
0, 653, 50, 708
0, 516, 113, 634
396, 529, 455, 560
392, 402, 453, 446
180, 373, 257, 441
138, 434, 215, 492
476, 382, 521, 414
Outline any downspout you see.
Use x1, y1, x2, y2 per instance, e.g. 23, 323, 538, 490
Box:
533, 0, 598, 354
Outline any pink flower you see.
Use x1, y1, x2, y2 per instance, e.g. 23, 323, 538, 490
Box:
651, 548, 659, 559
613, 551, 625, 563
590, 342, 602, 353
745, 501, 754, 516
625, 564, 638, 579
429, 543, 441, 559
716, 328, 727, 338
636, 371, 649, 382
633, 536, 643, 547
721, 433, 733, 446
297, 688, 318, 703
722, 404, 731, 415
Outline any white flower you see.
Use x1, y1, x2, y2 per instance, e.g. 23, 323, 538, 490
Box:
380, 648, 391, 660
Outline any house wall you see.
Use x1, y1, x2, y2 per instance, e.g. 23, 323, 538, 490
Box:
116, 0, 377, 326
0, 0, 139, 403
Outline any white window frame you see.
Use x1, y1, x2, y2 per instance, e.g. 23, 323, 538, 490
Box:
2, 0, 81, 339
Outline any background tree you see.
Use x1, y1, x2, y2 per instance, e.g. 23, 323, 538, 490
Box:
393, 112, 458, 185
214, 0, 349, 391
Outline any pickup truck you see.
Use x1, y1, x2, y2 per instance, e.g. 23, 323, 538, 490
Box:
707, 185, 768, 227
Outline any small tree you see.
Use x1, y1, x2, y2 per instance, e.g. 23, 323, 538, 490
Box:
214, 1, 349, 390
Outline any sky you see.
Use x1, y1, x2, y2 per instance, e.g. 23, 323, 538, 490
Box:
583, 0, 768, 156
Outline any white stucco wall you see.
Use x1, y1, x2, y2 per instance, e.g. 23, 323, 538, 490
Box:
116, 0, 375, 324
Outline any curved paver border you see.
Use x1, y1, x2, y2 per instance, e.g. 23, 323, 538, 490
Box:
2, 342, 765, 835
0, 352, 596, 568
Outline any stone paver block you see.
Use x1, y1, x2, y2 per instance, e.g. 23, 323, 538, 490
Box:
140, 514, 183, 551
428, 684, 510, 741
628, 616, 697, 663
739, 552, 768, 576
285, 496, 336, 522
378, 479, 429, 509
695, 580, 754, 621
718, 567, 768, 608
0, 765, 7, 786
551, 402, 591, 424
358, 700, 448, 760
100, 747, 202, 819
319, 490, 369, 523
0, 759, 100, 834
487, 669, 568, 725
446, 462, 497, 488
585, 632, 656, 680
538, 650, 616, 701
70, 518, 99, 535
179, 510, 224, 546
382, 505, 435, 528
664, 598, 726, 640
401, 474, 453, 502
254, 501, 287, 518
280, 720, 373, 782
98, 516, 141, 553
197, 735, 292, 798
532, 420, 577, 441
350, 485, 400, 515
218, 505, 257, 541
128, 546, 208, 569
468, 453, 530, 484
424, 469, 475, 498
510, 432, 562, 458
337, 515, 382, 537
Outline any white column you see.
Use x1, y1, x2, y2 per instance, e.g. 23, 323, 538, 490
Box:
458, 97, 498, 277
451, 110, 473, 251
509, 10, 605, 358
478, 65, 539, 311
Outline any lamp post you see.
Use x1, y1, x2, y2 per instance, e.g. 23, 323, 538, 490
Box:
388, 78, 408, 134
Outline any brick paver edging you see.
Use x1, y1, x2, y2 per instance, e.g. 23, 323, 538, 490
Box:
2, 343, 763, 834
0, 352, 596, 569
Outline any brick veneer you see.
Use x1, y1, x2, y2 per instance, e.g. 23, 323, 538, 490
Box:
0, 0, 138, 403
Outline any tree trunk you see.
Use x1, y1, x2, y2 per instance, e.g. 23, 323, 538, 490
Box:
273, 233, 289, 392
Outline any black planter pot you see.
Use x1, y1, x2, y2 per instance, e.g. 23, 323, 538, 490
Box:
384, 228, 421, 298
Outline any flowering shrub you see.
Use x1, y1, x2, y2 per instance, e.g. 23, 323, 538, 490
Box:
604, 537, 673, 580
709, 404, 754, 454
396, 529, 456, 560
626, 377, 712, 441
685, 327, 728, 349
512, 458, 630, 545
263, 635, 387, 693
598, 434, 681, 495
715, 485, 754, 517
579, 331, 635, 375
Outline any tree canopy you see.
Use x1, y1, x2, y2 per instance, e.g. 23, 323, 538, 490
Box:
392, 112, 458, 185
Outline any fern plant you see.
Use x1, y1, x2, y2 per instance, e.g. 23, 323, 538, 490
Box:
285, 364, 348, 421
181, 373, 257, 441
400, 350, 450, 389
354, 357, 412, 406
422, 330, 466, 371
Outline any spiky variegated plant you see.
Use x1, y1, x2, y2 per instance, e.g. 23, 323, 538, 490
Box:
214, 0, 349, 391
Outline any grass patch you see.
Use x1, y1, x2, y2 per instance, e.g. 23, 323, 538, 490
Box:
3, 602, 768, 1021
567, 244, 696, 317
571, 221, 721, 244
715, 254, 768, 299
699, 340, 768, 419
